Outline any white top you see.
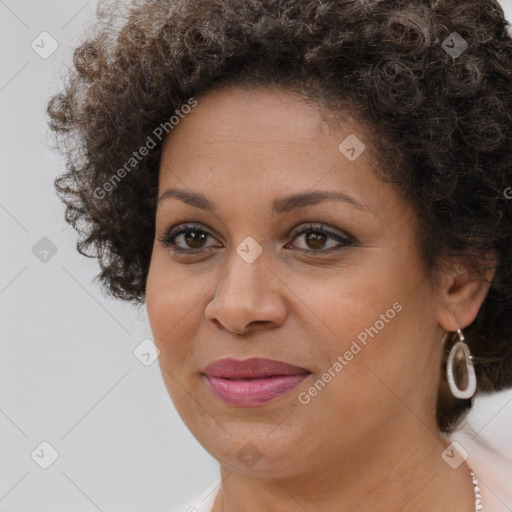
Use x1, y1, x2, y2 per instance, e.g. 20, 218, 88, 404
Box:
172, 425, 512, 512
448, 424, 512, 512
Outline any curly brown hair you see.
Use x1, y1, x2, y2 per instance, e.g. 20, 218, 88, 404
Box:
46, 0, 512, 433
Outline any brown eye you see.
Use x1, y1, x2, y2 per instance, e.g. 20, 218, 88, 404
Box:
181, 228, 208, 248
158, 224, 219, 252
304, 230, 327, 250
287, 223, 353, 253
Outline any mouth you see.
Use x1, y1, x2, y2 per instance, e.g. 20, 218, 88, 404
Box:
202, 357, 311, 406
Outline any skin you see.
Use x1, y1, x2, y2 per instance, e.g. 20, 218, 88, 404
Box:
145, 85, 492, 512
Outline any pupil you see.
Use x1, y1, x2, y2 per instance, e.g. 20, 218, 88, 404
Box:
307, 232, 325, 250
185, 229, 206, 248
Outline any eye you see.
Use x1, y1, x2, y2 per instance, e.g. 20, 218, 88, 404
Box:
286, 223, 354, 254
158, 223, 220, 253
158, 222, 353, 254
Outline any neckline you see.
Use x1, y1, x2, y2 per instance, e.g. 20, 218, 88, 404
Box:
195, 468, 483, 512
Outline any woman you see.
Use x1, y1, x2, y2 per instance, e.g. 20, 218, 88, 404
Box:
46, 0, 512, 510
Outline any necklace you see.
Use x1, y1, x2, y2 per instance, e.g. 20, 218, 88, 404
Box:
470, 469, 484, 511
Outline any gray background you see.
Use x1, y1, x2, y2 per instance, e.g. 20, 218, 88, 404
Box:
1, 1, 512, 510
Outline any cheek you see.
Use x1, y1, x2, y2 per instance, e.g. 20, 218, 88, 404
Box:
146, 252, 232, 377
145, 254, 198, 359
310, 281, 434, 423
287, 263, 397, 345
290, 260, 421, 389
295, 289, 411, 435
145, 261, 204, 417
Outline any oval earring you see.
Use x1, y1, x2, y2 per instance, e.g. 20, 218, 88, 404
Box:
446, 328, 477, 400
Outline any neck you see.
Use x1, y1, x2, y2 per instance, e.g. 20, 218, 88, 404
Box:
212, 424, 476, 512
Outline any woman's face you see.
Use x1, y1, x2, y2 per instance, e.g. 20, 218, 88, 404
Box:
145, 85, 446, 478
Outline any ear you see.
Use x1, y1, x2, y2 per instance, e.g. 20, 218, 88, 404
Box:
435, 255, 496, 331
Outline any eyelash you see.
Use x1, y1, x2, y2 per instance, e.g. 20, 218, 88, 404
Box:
157, 222, 354, 255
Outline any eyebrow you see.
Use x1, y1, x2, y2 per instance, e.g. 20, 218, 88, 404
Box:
157, 187, 368, 214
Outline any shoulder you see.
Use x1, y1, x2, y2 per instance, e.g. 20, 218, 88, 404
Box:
169, 478, 221, 512
448, 425, 512, 512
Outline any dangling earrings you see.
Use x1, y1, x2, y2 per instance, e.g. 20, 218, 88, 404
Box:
446, 328, 477, 399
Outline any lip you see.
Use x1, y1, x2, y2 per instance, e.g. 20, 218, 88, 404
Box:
203, 357, 310, 379
202, 357, 311, 406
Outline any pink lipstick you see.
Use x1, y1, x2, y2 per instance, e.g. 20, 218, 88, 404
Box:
202, 357, 311, 406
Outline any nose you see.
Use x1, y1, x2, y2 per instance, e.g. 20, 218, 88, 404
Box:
204, 252, 288, 335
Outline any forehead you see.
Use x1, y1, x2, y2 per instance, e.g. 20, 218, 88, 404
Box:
164, 84, 367, 147
159, 85, 374, 181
